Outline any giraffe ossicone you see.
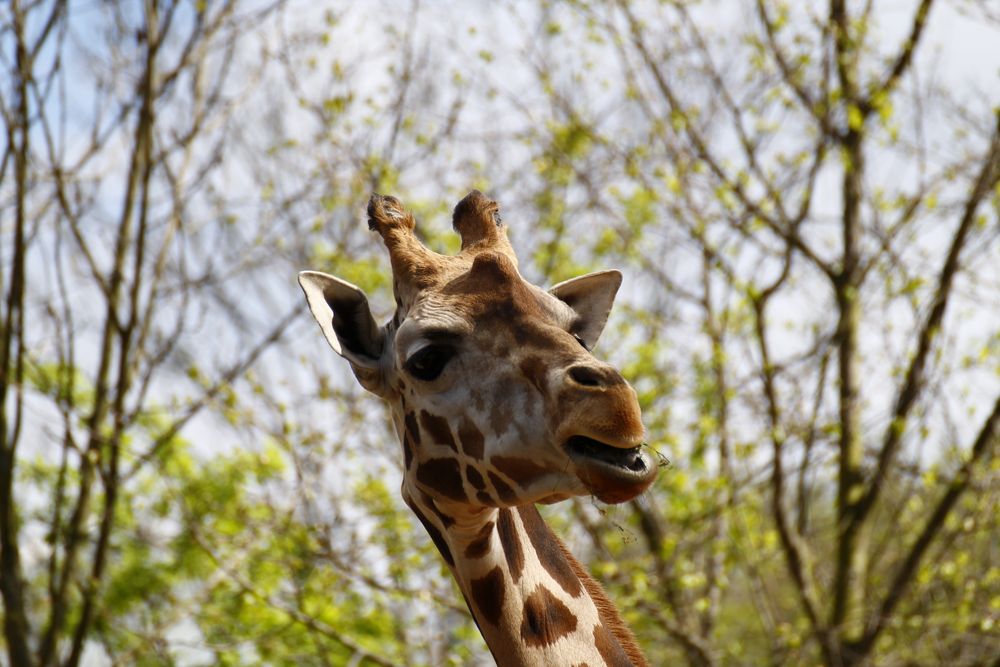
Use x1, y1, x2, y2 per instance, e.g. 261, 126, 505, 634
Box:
299, 191, 656, 666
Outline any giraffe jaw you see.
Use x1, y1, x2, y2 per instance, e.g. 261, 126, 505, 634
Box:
564, 435, 658, 503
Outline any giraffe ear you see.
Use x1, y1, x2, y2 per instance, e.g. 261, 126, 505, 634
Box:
549, 270, 623, 349
298, 271, 384, 369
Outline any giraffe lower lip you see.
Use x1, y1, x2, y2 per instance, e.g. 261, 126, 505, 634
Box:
564, 435, 647, 473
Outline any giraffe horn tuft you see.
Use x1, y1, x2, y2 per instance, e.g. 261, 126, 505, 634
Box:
452, 190, 518, 266
366, 193, 440, 292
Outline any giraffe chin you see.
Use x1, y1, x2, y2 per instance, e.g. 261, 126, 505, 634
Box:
564, 435, 658, 504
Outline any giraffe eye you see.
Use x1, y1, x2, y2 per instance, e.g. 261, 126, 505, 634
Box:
405, 344, 455, 381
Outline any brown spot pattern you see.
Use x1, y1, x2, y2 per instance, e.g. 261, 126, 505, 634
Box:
489, 472, 518, 505
466, 465, 486, 490
518, 506, 583, 598
491, 456, 549, 488
518, 355, 548, 394
594, 624, 635, 667
562, 541, 650, 665
470, 566, 505, 628
488, 379, 517, 435
404, 411, 421, 445
520, 585, 577, 647
410, 505, 454, 567
476, 490, 495, 506
424, 494, 456, 529
497, 508, 524, 582
416, 458, 467, 502
402, 432, 414, 470
420, 410, 457, 452
458, 418, 485, 459
464, 521, 495, 559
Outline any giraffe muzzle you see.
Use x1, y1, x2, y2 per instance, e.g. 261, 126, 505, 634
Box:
565, 435, 647, 472
564, 435, 658, 502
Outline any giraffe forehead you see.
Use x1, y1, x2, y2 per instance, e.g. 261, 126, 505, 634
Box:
456, 261, 573, 325
398, 272, 576, 352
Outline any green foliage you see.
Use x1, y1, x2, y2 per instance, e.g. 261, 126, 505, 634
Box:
88, 438, 416, 665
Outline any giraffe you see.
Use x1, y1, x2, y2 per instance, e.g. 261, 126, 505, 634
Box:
299, 191, 658, 666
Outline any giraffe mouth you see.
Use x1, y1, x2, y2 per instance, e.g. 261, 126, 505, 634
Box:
564, 435, 657, 503
564, 436, 648, 473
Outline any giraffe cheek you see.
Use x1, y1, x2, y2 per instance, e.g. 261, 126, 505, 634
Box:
419, 410, 458, 452
404, 411, 422, 446
488, 472, 519, 506
486, 377, 522, 435
490, 456, 549, 486
415, 458, 467, 503
465, 465, 486, 492
458, 417, 485, 460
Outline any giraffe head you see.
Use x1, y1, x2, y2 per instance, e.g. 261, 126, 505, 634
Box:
299, 192, 657, 509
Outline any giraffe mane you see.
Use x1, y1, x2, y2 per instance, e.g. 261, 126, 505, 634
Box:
552, 515, 651, 667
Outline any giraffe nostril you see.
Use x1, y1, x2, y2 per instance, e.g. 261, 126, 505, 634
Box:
568, 365, 604, 388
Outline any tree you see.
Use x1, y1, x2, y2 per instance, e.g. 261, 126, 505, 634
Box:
0, 1, 319, 663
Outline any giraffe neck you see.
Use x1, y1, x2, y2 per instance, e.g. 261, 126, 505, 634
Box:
402, 487, 648, 667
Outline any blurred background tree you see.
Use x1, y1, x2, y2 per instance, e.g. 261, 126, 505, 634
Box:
1, 1, 997, 665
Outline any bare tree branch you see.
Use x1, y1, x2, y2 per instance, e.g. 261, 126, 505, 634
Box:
0, 3, 35, 664
861, 0, 935, 115
853, 389, 1000, 658
751, 291, 834, 663
617, 0, 837, 281
855, 111, 1000, 527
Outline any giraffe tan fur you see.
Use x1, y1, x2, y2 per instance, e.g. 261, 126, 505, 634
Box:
299, 191, 657, 666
